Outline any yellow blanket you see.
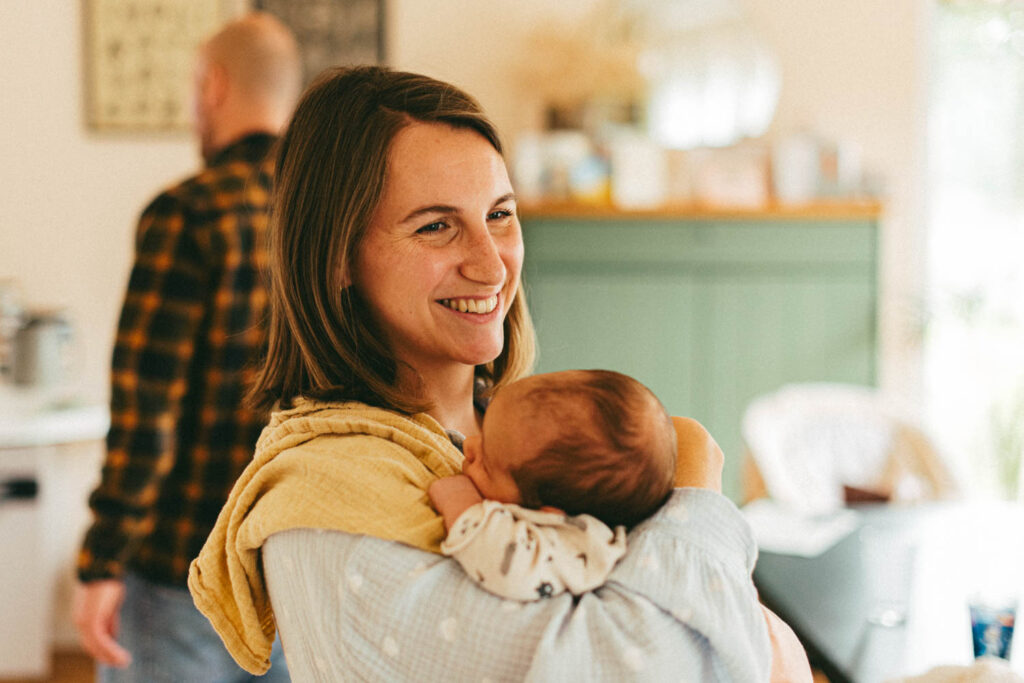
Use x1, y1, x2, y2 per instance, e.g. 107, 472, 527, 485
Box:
187, 398, 464, 674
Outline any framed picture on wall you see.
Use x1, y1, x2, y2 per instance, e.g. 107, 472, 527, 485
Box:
83, 0, 242, 132
252, 0, 385, 86
83, 0, 383, 132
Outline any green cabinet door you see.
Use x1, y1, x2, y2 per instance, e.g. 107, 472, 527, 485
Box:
524, 267, 698, 421
696, 273, 877, 496
522, 215, 878, 501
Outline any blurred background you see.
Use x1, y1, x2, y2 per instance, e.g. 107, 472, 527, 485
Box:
1, 0, 1022, 680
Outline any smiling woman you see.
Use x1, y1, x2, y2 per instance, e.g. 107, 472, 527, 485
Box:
188, 65, 810, 682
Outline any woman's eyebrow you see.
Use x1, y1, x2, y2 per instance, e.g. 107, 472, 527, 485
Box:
401, 193, 517, 223
401, 204, 458, 223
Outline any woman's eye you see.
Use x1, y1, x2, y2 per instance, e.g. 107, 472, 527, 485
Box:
416, 221, 447, 234
488, 209, 513, 221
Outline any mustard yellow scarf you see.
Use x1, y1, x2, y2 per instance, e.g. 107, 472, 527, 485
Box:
188, 399, 464, 674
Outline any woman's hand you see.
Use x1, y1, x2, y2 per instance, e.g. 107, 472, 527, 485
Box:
428, 474, 485, 530
671, 416, 724, 492
763, 605, 813, 683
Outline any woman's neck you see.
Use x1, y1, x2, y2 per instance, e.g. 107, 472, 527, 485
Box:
399, 364, 481, 438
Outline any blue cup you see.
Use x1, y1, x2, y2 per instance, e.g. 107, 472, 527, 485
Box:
970, 598, 1017, 660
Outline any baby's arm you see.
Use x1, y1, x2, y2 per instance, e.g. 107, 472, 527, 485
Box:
444, 500, 626, 601
429, 475, 626, 601
428, 474, 484, 529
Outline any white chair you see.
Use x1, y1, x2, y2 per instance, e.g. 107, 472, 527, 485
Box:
741, 383, 958, 514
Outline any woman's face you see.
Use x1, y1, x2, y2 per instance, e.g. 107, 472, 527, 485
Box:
353, 122, 523, 377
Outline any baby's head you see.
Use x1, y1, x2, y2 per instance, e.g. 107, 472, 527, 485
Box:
461, 370, 677, 528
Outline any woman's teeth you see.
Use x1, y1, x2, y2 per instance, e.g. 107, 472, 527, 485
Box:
440, 296, 498, 314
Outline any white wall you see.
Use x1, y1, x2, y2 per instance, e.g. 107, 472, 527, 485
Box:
385, 0, 592, 146
1, 1, 200, 404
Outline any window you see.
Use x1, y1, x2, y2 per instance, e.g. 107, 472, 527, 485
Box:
926, 0, 1024, 499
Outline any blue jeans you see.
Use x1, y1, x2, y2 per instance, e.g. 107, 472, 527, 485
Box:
98, 572, 289, 683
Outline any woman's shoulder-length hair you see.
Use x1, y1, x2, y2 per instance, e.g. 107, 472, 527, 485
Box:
249, 66, 535, 415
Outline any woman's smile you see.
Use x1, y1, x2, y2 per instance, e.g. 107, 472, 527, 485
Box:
438, 295, 500, 315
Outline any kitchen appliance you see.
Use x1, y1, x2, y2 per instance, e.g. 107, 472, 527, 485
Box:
11, 310, 74, 388
0, 450, 47, 677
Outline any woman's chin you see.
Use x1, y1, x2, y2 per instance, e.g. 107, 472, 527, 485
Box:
458, 339, 505, 368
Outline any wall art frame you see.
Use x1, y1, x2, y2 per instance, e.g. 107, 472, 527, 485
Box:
83, 0, 385, 132
252, 0, 386, 87
83, 0, 241, 132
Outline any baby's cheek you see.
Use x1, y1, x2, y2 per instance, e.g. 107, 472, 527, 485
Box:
461, 464, 490, 498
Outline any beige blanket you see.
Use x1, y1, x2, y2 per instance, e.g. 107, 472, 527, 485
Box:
188, 398, 464, 674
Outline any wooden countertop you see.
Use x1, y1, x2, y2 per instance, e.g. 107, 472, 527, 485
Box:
519, 199, 883, 220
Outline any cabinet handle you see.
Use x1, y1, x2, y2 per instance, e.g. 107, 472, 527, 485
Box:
0, 478, 38, 502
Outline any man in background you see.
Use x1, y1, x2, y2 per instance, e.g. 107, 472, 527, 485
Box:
73, 13, 301, 682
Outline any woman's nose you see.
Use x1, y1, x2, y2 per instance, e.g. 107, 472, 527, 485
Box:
460, 223, 506, 285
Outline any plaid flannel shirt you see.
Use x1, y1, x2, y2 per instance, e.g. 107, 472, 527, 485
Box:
78, 133, 277, 586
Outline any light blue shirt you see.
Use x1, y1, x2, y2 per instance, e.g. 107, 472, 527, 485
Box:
263, 488, 771, 682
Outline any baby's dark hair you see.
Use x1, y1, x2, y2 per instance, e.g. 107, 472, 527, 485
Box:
509, 370, 677, 528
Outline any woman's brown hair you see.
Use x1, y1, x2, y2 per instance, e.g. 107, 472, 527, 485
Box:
250, 66, 535, 413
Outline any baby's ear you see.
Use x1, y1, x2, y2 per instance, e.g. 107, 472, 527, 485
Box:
462, 435, 480, 464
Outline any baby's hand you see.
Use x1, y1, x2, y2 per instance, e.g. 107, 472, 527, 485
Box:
428, 474, 484, 531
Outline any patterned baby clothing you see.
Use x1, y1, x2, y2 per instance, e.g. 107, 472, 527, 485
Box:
441, 500, 627, 600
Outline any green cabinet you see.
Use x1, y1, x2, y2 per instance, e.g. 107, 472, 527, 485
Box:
521, 212, 879, 501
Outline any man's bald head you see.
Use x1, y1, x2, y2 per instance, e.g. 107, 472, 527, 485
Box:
194, 12, 301, 160
204, 12, 302, 107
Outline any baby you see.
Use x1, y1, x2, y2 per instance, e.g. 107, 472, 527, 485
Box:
428, 369, 677, 601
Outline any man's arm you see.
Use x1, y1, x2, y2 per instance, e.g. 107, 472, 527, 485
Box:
74, 195, 208, 666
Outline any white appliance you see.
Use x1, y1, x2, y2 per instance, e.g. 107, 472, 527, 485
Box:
0, 448, 49, 677
0, 390, 109, 678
